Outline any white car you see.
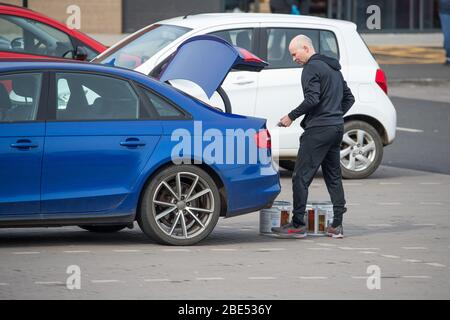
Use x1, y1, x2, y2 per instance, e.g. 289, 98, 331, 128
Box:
93, 13, 397, 179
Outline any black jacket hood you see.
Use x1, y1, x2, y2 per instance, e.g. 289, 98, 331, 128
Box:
308, 53, 341, 71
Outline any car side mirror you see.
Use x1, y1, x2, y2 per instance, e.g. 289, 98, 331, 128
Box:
74, 46, 88, 61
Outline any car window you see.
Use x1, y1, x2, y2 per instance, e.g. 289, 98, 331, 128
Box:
209, 28, 254, 52
141, 88, 183, 118
55, 73, 139, 120
0, 14, 75, 58
320, 30, 339, 60
264, 28, 340, 69
79, 45, 98, 61
95, 24, 191, 69
0, 73, 42, 122
57, 78, 100, 110
265, 28, 319, 69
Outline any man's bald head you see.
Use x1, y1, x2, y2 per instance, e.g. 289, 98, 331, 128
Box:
289, 35, 316, 65
289, 35, 314, 51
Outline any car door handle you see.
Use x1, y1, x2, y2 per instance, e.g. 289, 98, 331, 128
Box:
232, 79, 255, 85
120, 138, 146, 148
10, 140, 38, 149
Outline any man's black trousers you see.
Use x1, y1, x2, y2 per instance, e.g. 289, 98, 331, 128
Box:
291, 125, 347, 227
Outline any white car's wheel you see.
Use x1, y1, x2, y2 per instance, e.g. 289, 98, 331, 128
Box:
340, 121, 383, 179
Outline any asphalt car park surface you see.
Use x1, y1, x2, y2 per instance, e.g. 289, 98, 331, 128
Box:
1, 81, 449, 300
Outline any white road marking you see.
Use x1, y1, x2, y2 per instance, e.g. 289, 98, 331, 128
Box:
196, 277, 225, 281
351, 276, 369, 279
403, 259, 423, 263
257, 248, 286, 252
379, 202, 402, 206
144, 278, 170, 282
381, 255, 400, 259
360, 251, 378, 254
248, 277, 277, 280
396, 127, 424, 133
401, 276, 432, 279
307, 247, 331, 251
299, 276, 328, 280
379, 182, 402, 185
113, 249, 141, 253
162, 249, 191, 252
211, 248, 238, 252
346, 203, 361, 206
316, 243, 337, 247
35, 281, 64, 285
63, 250, 91, 253
311, 183, 323, 186
367, 224, 393, 227
413, 224, 436, 226
343, 183, 363, 186
339, 247, 380, 251
0, 283, 9, 286
13, 251, 40, 255
402, 247, 428, 250
91, 280, 121, 283
426, 263, 446, 268
419, 202, 443, 206
419, 182, 441, 185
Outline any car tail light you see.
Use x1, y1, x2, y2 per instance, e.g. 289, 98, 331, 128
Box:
254, 129, 271, 149
237, 47, 265, 64
376, 69, 388, 95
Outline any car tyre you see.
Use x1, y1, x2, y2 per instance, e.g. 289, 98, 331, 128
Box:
279, 160, 296, 171
138, 165, 221, 246
341, 121, 383, 179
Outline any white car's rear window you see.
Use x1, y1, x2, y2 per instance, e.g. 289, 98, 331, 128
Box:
95, 24, 191, 69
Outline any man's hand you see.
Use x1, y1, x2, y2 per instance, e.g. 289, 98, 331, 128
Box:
278, 115, 293, 127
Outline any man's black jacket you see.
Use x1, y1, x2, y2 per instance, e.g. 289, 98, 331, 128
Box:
288, 53, 355, 129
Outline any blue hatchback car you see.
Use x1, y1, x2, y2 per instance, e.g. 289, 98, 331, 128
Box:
0, 37, 280, 245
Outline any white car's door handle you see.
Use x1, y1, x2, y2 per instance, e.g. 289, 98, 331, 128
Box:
232, 79, 255, 85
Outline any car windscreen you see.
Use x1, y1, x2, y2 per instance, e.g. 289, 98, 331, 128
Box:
93, 24, 191, 69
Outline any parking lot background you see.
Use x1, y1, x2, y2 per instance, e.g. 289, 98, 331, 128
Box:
1, 30, 450, 299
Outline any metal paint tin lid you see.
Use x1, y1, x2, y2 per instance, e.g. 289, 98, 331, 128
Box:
272, 200, 292, 211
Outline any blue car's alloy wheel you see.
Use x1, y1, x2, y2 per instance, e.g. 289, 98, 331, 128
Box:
138, 165, 221, 245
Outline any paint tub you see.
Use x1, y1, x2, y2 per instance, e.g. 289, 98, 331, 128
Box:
305, 201, 334, 236
259, 201, 292, 234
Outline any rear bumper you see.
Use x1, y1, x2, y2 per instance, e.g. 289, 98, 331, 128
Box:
221, 163, 281, 218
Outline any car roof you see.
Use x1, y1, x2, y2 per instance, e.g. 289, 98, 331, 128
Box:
0, 59, 158, 86
0, 3, 68, 29
0, 3, 106, 52
158, 13, 356, 30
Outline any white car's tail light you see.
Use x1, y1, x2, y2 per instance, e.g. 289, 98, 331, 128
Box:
376, 68, 388, 95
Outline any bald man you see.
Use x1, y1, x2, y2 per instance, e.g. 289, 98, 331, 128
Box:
272, 35, 355, 238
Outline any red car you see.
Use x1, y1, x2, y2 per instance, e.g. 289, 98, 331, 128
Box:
0, 3, 106, 60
